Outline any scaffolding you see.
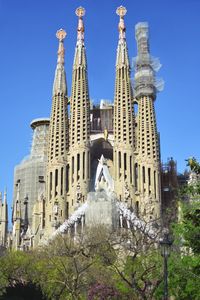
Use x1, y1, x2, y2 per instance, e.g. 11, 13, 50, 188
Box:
133, 22, 164, 99
12, 118, 50, 227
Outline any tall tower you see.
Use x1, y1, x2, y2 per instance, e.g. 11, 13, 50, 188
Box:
134, 23, 162, 221
69, 7, 90, 210
0, 190, 8, 247
12, 118, 49, 229
113, 6, 135, 204
46, 29, 69, 234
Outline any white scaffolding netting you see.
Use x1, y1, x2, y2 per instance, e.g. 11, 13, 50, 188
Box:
49, 198, 159, 243
132, 22, 164, 96
51, 202, 88, 239
116, 201, 159, 241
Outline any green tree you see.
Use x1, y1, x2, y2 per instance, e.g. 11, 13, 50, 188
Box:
0, 250, 38, 297
166, 158, 200, 299
109, 229, 162, 300
32, 228, 119, 300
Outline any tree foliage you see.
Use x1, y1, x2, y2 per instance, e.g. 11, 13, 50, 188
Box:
166, 157, 200, 299
1, 157, 200, 300
186, 157, 200, 174
0, 226, 162, 300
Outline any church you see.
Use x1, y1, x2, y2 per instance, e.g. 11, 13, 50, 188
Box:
1, 6, 172, 250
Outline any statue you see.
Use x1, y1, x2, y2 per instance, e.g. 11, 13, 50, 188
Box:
95, 155, 114, 192
53, 202, 58, 215
104, 128, 108, 141
76, 182, 82, 203
124, 183, 130, 202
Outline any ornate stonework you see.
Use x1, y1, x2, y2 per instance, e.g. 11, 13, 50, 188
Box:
10, 7, 163, 249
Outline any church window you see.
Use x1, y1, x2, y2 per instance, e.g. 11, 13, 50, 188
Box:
66, 165, 69, 193
83, 152, 85, 179
154, 171, 156, 198
50, 172, 52, 196
148, 168, 151, 186
142, 166, 145, 184
55, 169, 58, 196
87, 151, 90, 178
130, 156, 132, 183
61, 167, 63, 195
119, 152, 121, 169
134, 163, 138, 191
77, 153, 80, 180
124, 153, 127, 171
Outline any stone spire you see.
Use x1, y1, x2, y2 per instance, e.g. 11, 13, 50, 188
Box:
73, 7, 87, 67
76, 6, 85, 43
3, 189, 7, 205
69, 7, 90, 212
0, 189, 8, 247
133, 23, 161, 222
3, 189, 7, 215
46, 29, 69, 235
12, 184, 21, 249
53, 29, 67, 96
116, 6, 129, 66
48, 29, 69, 162
113, 6, 135, 204
13, 184, 21, 222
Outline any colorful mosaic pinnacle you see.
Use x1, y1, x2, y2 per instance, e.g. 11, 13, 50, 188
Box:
56, 28, 67, 41
116, 5, 127, 17
75, 6, 85, 18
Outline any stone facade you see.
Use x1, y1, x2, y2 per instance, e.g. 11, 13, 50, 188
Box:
9, 6, 164, 249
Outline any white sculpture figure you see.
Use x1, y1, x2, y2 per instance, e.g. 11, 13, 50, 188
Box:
76, 182, 82, 203
95, 155, 114, 192
53, 203, 58, 215
124, 183, 130, 202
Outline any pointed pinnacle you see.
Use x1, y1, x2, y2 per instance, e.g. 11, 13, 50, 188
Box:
75, 7, 85, 18
116, 5, 127, 18
56, 29, 66, 65
116, 6, 127, 39
56, 29, 67, 41
76, 7, 85, 43
3, 188, 7, 203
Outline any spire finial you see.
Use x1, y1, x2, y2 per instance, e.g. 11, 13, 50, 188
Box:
75, 7, 85, 42
116, 6, 127, 39
56, 29, 66, 65
56, 28, 67, 42
3, 188, 7, 204
76, 6, 85, 18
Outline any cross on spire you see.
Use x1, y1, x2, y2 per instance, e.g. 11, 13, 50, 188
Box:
56, 29, 66, 65
116, 5, 127, 39
76, 7, 85, 43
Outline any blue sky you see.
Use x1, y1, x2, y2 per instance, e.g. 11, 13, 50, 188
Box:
0, 0, 200, 218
